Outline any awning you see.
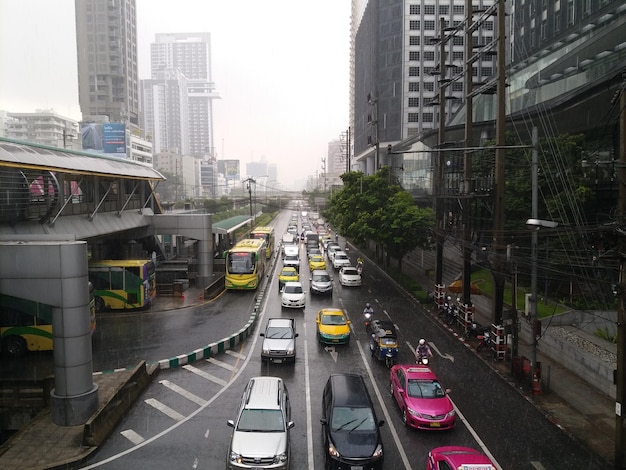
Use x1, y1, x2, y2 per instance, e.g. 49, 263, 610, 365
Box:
448, 279, 482, 295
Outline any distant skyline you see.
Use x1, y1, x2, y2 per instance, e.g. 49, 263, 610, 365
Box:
0, 0, 351, 190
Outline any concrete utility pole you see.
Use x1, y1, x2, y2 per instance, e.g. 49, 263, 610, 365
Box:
244, 177, 256, 236
616, 70, 626, 470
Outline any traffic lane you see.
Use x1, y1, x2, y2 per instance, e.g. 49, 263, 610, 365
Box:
354, 265, 608, 469
92, 290, 257, 371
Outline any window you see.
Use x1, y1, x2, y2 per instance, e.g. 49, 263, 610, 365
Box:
409, 4, 420, 15
424, 5, 435, 15
423, 112, 434, 122
409, 51, 420, 61
424, 82, 434, 92
424, 51, 435, 61
408, 113, 419, 123
554, 14, 561, 32
409, 36, 420, 46
453, 5, 464, 14
439, 5, 449, 15
409, 82, 420, 92
567, 0, 575, 25
424, 20, 436, 30
453, 51, 464, 61
409, 66, 420, 77
410, 20, 420, 30
408, 97, 419, 107
452, 82, 463, 92
453, 36, 464, 46
481, 67, 493, 76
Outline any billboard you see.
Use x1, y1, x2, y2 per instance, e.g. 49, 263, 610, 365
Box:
81, 122, 127, 157
218, 159, 240, 180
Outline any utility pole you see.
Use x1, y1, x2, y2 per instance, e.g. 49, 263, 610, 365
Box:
616, 69, 626, 470
244, 177, 256, 236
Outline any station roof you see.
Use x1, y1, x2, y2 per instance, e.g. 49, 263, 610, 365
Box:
212, 215, 251, 234
0, 137, 165, 180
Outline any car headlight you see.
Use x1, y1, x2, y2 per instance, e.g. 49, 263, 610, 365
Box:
372, 444, 383, 459
446, 409, 456, 419
229, 451, 242, 463
407, 407, 422, 418
262, 347, 270, 354
286, 348, 295, 354
275, 452, 288, 463
328, 442, 340, 458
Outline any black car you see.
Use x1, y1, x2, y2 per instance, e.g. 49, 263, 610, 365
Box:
320, 374, 384, 470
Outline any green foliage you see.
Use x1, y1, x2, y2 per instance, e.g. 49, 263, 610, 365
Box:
594, 326, 617, 344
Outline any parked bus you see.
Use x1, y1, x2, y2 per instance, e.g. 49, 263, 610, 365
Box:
0, 282, 96, 357
88, 259, 156, 312
250, 225, 275, 259
224, 239, 267, 290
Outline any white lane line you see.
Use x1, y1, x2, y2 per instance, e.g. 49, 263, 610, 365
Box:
120, 429, 144, 445
206, 357, 237, 371
530, 462, 546, 470
225, 350, 246, 360
355, 339, 412, 470
450, 398, 502, 470
304, 332, 315, 469
159, 380, 207, 406
182, 364, 227, 386
144, 398, 185, 422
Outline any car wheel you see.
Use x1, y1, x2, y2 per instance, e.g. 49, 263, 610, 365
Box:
95, 296, 105, 313
389, 382, 394, 397
402, 408, 408, 426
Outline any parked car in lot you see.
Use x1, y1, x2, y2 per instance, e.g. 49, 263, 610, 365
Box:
260, 318, 298, 363
315, 308, 351, 344
426, 446, 496, 470
308, 254, 326, 271
226, 376, 294, 469
281, 281, 305, 309
278, 266, 299, 293
389, 364, 456, 430
310, 269, 333, 296
321, 374, 384, 470
332, 251, 351, 270
338, 266, 361, 286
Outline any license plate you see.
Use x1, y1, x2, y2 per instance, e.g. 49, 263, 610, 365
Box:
430, 422, 441, 427
273, 359, 283, 363
331, 339, 339, 343
350, 466, 363, 470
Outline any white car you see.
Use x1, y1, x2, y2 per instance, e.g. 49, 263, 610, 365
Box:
332, 251, 351, 270
338, 266, 362, 287
281, 281, 306, 309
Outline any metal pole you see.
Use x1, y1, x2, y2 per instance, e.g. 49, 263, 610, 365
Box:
530, 127, 539, 389
434, 16, 446, 290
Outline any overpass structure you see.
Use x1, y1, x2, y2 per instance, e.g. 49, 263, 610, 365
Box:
0, 137, 216, 426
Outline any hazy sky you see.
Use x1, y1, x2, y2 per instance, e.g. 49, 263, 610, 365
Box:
0, 0, 351, 189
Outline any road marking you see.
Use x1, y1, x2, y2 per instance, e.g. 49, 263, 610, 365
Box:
355, 338, 412, 469
144, 398, 185, 422
530, 462, 546, 470
324, 345, 338, 362
159, 380, 207, 406
225, 350, 246, 360
182, 364, 227, 386
120, 429, 144, 445
304, 337, 315, 470
428, 341, 454, 362
206, 356, 237, 371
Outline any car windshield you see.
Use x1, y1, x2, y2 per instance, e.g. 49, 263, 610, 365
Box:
227, 253, 255, 274
321, 314, 346, 325
281, 269, 295, 277
331, 406, 376, 432
343, 268, 358, 275
237, 409, 285, 432
284, 285, 303, 294
266, 326, 294, 339
336, 254, 348, 260
313, 274, 330, 282
407, 379, 445, 399
285, 255, 298, 261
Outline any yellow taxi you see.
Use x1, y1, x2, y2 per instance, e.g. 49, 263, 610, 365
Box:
315, 308, 351, 345
308, 254, 327, 271
278, 266, 299, 293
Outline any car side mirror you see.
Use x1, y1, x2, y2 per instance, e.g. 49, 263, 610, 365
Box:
260, 333, 265, 337
378, 420, 385, 427
287, 421, 295, 429
397, 387, 405, 395
346, 320, 351, 325
320, 419, 328, 426
295, 333, 299, 337
227, 420, 235, 428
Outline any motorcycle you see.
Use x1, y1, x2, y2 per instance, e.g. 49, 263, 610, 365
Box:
369, 320, 399, 369
363, 304, 374, 333
476, 329, 491, 352
466, 322, 489, 340
357, 259, 364, 275
416, 354, 430, 366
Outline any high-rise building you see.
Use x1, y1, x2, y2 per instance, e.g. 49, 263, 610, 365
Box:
75, 0, 139, 126
150, 33, 220, 160
5, 110, 80, 150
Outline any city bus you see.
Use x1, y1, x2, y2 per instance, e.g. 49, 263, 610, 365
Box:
0, 282, 96, 357
224, 239, 267, 290
250, 225, 275, 259
88, 259, 156, 312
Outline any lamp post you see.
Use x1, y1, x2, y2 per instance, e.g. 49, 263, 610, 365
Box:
526, 218, 558, 390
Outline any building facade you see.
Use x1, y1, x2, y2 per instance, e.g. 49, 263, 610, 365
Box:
5, 110, 80, 150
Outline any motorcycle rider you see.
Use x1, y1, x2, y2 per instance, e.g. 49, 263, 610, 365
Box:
363, 302, 374, 331
415, 338, 433, 362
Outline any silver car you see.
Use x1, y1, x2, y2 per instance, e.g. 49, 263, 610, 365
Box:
227, 377, 294, 469
310, 269, 333, 295
260, 318, 298, 363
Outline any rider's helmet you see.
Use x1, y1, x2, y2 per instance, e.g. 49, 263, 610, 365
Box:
365, 303, 371, 308
419, 338, 426, 345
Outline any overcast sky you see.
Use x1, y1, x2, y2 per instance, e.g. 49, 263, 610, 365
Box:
0, 0, 351, 190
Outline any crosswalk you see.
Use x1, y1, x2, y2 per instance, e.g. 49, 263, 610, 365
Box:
119, 348, 247, 446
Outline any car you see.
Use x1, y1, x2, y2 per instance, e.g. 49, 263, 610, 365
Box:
278, 266, 299, 293
283, 244, 299, 258
315, 308, 351, 344
260, 318, 298, 363
338, 266, 361, 286
310, 269, 333, 296
283, 253, 300, 273
308, 254, 327, 271
389, 364, 456, 430
332, 251, 351, 270
327, 244, 342, 261
321, 374, 384, 470
281, 281, 305, 309
307, 247, 322, 259
226, 376, 294, 469
426, 446, 496, 470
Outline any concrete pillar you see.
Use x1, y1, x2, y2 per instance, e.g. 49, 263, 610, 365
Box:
197, 238, 212, 287
0, 241, 98, 426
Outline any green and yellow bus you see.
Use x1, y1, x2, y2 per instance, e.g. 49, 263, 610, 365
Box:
250, 225, 275, 259
0, 282, 96, 357
224, 239, 267, 290
88, 259, 156, 312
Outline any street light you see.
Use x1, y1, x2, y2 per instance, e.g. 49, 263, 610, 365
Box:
526, 217, 558, 392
